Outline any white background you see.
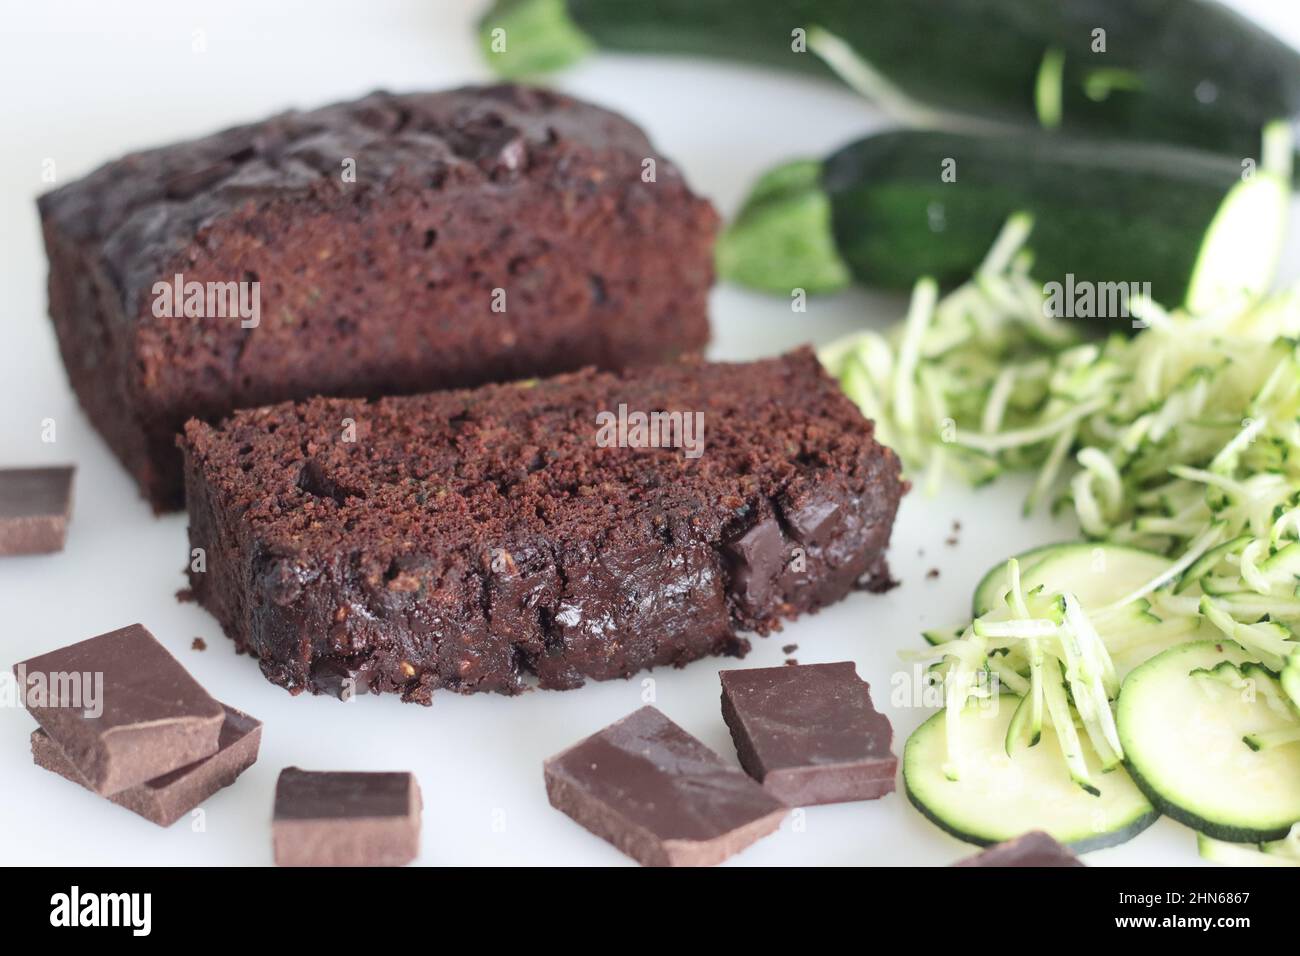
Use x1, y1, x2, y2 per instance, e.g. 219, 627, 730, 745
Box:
0, 0, 1297, 867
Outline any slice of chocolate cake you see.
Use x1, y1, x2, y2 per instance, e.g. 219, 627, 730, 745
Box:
180, 349, 904, 703
40, 85, 716, 510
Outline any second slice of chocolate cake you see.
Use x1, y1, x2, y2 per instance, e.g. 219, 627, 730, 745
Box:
41, 85, 715, 511
180, 349, 904, 703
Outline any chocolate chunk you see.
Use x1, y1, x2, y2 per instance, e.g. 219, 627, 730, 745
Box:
14, 623, 225, 794
954, 831, 1084, 867
0, 466, 74, 555
31, 703, 262, 826
862, 554, 900, 592
779, 490, 841, 548
725, 516, 788, 613
720, 662, 896, 806
446, 112, 529, 174
273, 768, 422, 867
309, 657, 373, 700
544, 706, 787, 867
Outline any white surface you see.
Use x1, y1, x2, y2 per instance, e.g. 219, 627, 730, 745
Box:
0, 0, 1296, 867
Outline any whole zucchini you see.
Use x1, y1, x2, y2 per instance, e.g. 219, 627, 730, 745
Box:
479, 0, 1300, 168
716, 129, 1289, 312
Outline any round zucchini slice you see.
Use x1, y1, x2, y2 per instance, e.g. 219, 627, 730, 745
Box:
1118, 641, 1300, 843
972, 542, 1172, 616
904, 695, 1157, 851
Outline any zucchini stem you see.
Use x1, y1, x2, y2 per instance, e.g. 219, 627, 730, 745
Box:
715, 160, 852, 294
477, 0, 594, 78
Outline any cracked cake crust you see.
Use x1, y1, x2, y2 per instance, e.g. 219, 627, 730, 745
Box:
40, 84, 716, 510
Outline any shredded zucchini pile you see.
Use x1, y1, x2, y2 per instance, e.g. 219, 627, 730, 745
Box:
822, 216, 1300, 795
820, 214, 1300, 540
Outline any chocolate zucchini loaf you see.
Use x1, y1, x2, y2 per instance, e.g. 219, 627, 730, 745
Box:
180, 349, 905, 703
40, 85, 715, 510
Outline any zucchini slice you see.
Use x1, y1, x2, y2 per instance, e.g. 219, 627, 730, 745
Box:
971, 542, 1059, 617
972, 542, 1172, 617
904, 696, 1157, 851
1117, 641, 1300, 842
1197, 831, 1300, 867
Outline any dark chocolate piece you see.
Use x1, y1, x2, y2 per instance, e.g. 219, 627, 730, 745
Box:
544, 706, 787, 866
40, 85, 716, 511
954, 831, 1084, 867
0, 466, 74, 555
272, 768, 422, 867
181, 349, 905, 702
14, 623, 225, 794
720, 662, 897, 806
31, 703, 262, 826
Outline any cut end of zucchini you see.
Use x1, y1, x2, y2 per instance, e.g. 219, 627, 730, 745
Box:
1185, 170, 1289, 314
478, 0, 593, 79
716, 160, 853, 295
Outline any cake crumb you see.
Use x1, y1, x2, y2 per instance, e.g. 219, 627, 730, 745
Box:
784, 658, 799, 666
191, 637, 207, 652
926, 568, 940, 580
782, 643, 798, 654
863, 559, 900, 592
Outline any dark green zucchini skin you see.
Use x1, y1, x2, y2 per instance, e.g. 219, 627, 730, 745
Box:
556, 0, 1300, 166
902, 779, 1161, 854
822, 130, 1247, 304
